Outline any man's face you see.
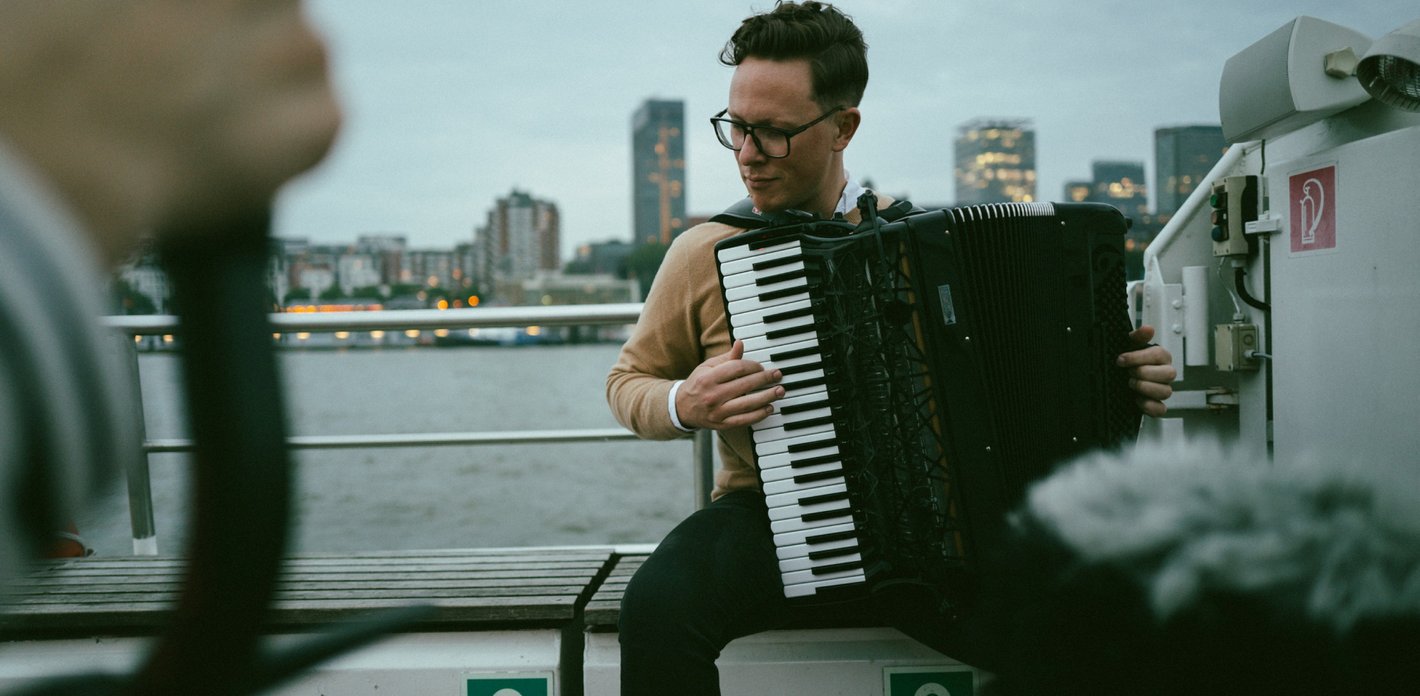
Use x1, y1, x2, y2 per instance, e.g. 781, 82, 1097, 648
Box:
726, 57, 850, 217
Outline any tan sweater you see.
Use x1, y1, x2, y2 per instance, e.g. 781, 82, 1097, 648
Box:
606, 194, 895, 499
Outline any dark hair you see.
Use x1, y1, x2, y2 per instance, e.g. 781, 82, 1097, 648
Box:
719, 1, 868, 108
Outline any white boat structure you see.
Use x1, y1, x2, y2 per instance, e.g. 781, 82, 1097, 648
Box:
2, 14, 1418, 696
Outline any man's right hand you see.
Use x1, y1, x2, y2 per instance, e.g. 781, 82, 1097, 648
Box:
675, 340, 784, 431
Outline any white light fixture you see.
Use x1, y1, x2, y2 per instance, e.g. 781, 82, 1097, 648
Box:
1356, 18, 1420, 112
1219, 17, 1373, 143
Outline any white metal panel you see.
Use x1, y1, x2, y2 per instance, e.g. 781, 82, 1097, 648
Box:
0, 631, 564, 695
584, 627, 982, 696
1265, 124, 1420, 465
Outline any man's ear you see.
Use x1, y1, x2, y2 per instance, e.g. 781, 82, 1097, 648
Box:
832, 107, 862, 152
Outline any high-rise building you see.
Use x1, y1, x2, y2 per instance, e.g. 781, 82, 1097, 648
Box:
1063, 181, 1092, 203
632, 99, 687, 245
953, 118, 1036, 205
1090, 160, 1149, 220
1154, 125, 1227, 217
475, 189, 561, 295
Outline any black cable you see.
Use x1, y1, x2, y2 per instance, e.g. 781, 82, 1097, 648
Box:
125, 210, 292, 696
1234, 266, 1271, 312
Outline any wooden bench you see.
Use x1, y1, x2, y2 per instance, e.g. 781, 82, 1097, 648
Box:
3, 547, 614, 636
583, 551, 642, 632
0, 547, 617, 695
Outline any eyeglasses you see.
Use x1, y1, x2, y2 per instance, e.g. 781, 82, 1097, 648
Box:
710, 106, 844, 159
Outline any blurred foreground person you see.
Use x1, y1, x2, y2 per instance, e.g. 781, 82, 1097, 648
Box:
977, 440, 1420, 696
0, 0, 339, 584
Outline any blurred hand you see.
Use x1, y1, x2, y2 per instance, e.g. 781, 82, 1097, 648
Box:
1119, 325, 1176, 417
675, 340, 784, 431
0, 0, 342, 263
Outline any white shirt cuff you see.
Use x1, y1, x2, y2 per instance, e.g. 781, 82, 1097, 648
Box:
668, 380, 695, 433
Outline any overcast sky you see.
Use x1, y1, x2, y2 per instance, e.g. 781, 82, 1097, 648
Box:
273, 1, 1415, 258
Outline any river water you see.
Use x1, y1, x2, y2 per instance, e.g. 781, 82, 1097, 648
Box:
75, 344, 695, 557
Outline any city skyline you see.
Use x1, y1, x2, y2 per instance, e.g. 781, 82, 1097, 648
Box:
274, 1, 1414, 258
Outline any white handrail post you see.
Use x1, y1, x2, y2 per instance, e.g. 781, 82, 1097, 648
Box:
120, 335, 160, 555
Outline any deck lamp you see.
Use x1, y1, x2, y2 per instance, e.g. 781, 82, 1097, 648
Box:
1218, 17, 1373, 143
1356, 19, 1420, 112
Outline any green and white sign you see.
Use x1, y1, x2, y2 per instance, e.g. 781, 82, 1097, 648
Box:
466, 672, 552, 696
884, 666, 974, 696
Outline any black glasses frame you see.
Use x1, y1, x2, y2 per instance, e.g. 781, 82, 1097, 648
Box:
710, 106, 845, 159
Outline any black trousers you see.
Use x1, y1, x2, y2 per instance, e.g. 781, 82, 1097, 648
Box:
617, 490, 980, 695
618, 490, 785, 696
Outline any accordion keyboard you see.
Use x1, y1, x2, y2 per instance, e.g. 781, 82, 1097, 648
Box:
717, 235, 869, 598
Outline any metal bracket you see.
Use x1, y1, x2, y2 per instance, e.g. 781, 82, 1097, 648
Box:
1166, 387, 1240, 411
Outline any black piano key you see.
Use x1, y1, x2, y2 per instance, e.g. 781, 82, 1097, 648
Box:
760, 285, 808, 302
810, 559, 864, 576
766, 325, 812, 341
755, 268, 808, 287
787, 437, 836, 453
770, 346, 820, 362
793, 470, 843, 485
790, 453, 839, 468
802, 509, 849, 523
782, 375, 827, 391
763, 305, 815, 323
784, 414, 834, 431
808, 546, 859, 562
805, 529, 859, 545
751, 254, 803, 272
778, 361, 823, 376
779, 399, 830, 416
745, 229, 802, 250
798, 491, 850, 506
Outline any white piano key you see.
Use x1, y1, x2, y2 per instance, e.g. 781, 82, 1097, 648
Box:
770, 509, 854, 535
743, 336, 817, 364
743, 329, 821, 354
729, 298, 812, 329
720, 260, 806, 291
727, 289, 810, 317
762, 468, 846, 496
777, 551, 863, 574
761, 446, 834, 474
731, 314, 816, 343
774, 534, 860, 562
754, 390, 832, 430
751, 417, 834, 445
764, 480, 847, 511
750, 352, 821, 378
781, 565, 866, 589
724, 276, 806, 303
783, 573, 866, 598
766, 495, 849, 522
756, 430, 840, 457
719, 246, 803, 277
773, 520, 858, 549
716, 238, 799, 264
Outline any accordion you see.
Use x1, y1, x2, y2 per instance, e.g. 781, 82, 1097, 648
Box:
714, 201, 1141, 607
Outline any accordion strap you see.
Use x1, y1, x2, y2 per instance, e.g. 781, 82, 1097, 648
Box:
710, 193, 922, 230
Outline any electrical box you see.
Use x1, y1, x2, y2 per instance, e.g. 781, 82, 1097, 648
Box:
1215, 323, 1261, 371
1209, 175, 1260, 257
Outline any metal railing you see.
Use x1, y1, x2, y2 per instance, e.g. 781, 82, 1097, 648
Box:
103, 303, 716, 555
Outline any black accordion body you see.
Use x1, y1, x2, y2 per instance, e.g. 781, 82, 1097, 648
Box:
714, 201, 1141, 607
